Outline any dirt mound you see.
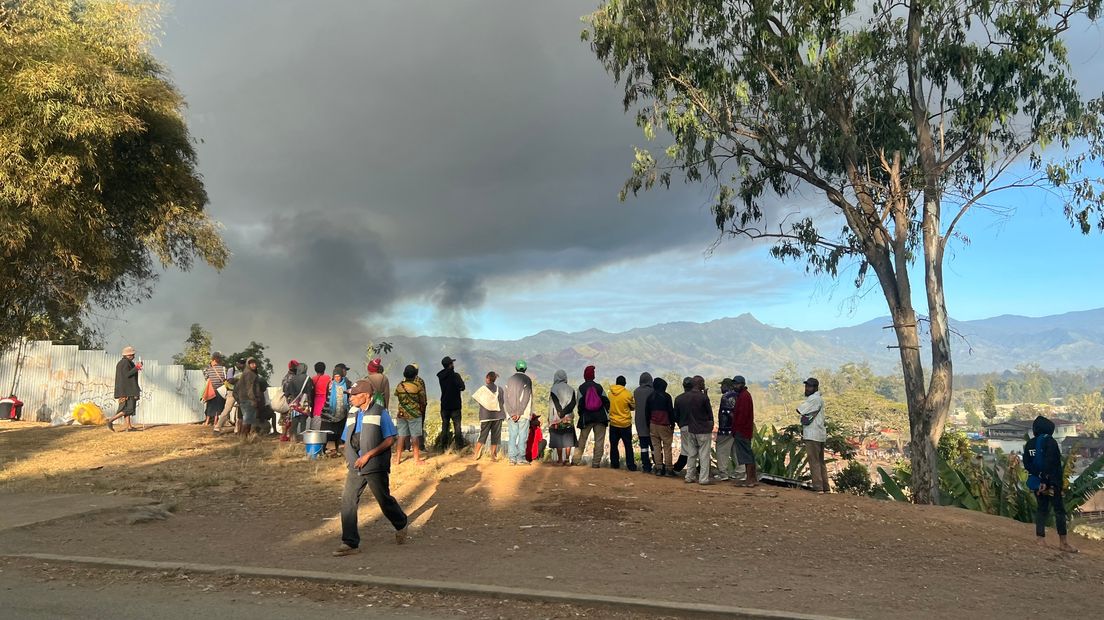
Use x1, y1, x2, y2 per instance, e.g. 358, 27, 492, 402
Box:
0, 422, 1100, 619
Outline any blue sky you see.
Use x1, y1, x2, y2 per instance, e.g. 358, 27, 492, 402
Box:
390, 182, 1104, 340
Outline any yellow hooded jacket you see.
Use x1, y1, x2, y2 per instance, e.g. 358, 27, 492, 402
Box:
607, 384, 635, 428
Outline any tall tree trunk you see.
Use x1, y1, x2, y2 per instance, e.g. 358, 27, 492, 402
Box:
913, 189, 954, 505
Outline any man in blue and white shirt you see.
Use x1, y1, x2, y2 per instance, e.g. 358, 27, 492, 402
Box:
333, 379, 409, 557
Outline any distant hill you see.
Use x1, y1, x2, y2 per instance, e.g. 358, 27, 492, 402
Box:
382, 308, 1104, 388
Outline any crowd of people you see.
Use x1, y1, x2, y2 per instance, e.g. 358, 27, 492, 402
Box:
89, 344, 1077, 555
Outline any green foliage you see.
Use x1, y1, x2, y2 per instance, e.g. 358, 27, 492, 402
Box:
171, 323, 212, 370
228, 342, 273, 382
982, 382, 999, 421
828, 389, 908, 452
833, 460, 873, 496
754, 424, 809, 481
1065, 392, 1104, 426
877, 450, 1104, 525
937, 430, 973, 464
753, 422, 855, 482
0, 0, 228, 349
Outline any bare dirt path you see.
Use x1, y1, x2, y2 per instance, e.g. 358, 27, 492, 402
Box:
0, 422, 1100, 619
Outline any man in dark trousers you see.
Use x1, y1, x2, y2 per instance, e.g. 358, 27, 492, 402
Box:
107, 345, 141, 432
1025, 415, 1077, 553
436, 356, 466, 451
334, 379, 409, 557
633, 373, 655, 474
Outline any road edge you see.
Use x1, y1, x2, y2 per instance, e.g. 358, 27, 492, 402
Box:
6, 552, 853, 620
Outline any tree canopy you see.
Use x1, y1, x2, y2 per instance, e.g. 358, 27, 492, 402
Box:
171, 323, 212, 370
0, 0, 227, 349
585, 0, 1103, 503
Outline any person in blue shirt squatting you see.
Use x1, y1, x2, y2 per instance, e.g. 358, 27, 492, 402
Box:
333, 379, 409, 557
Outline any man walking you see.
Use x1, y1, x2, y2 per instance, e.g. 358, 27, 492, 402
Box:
731, 375, 757, 487
573, 365, 609, 468
675, 376, 713, 485
107, 346, 141, 432
607, 375, 636, 470
797, 378, 828, 492
334, 379, 409, 557
436, 356, 466, 451
502, 360, 533, 466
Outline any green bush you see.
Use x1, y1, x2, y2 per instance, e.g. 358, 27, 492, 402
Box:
833, 460, 874, 496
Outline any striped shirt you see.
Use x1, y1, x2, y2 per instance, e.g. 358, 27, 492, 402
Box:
203, 365, 227, 389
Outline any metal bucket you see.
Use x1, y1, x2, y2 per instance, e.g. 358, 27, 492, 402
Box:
301, 430, 331, 444
302, 429, 331, 459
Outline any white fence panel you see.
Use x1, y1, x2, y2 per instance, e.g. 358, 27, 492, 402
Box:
0, 340, 204, 425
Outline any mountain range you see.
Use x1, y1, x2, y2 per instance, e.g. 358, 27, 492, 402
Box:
381, 308, 1104, 387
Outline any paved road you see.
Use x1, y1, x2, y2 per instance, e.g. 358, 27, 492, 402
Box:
0, 567, 433, 620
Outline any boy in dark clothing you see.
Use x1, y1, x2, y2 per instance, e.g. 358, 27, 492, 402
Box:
1024, 416, 1077, 553
436, 356, 467, 451
334, 379, 409, 557
633, 373, 655, 473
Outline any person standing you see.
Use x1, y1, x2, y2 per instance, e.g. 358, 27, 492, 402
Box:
645, 378, 675, 476
797, 378, 829, 492
410, 363, 428, 451
1025, 415, 1077, 553
436, 356, 467, 452
633, 373, 655, 474
281, 360, 313, 442
323, 364, 352, 455
310, 362, 331, 432
714, 378, 737, 481
365, 358, 391, 409
675, 376, 713, 485
472, 371, 506, 461
236, 357, 266, 440
607, 375, 637, 471
731, 375, 757, 487
393, 365, 427, 465
547, 370, 577, 465
502, 360, 533, 466
573, 365, 609, 468
333, 379, 409, 557
215, 360, 244, 434
107, 346, 141, 432
671, 377, 693, 474
201, 353, 228, 426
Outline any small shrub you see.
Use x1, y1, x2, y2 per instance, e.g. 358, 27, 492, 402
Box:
833, 460, 873, 496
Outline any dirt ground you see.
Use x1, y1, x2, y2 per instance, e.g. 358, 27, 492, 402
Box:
0, 421, 1101, 619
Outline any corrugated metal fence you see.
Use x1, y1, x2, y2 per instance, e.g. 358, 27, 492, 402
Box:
0, 340, 205, 425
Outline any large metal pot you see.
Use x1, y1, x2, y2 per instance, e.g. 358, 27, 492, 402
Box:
301, 430, 331, 444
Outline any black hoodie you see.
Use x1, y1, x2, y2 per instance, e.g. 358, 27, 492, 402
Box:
645, 378, 674, 427
1024, 416, 1063, 488
437, 366, 466, 411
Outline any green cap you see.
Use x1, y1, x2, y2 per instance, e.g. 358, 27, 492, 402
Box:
515, 360, 527, 372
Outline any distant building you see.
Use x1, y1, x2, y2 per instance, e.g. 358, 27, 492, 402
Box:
1061, 436, 1104, 461
983, 418, 1078, 454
